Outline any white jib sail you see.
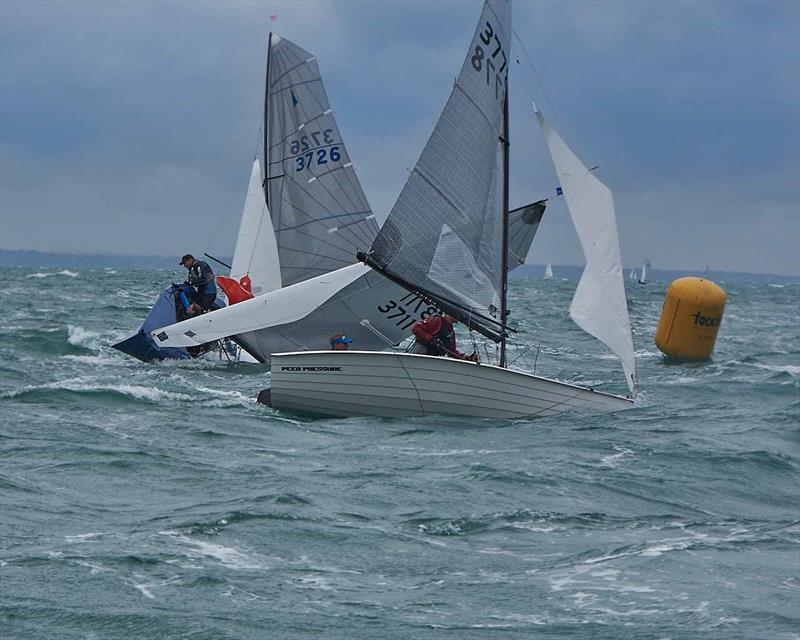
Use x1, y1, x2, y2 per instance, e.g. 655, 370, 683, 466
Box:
229, 160, 282, 296
150, 263, 370, 348
536, 109, 636, 394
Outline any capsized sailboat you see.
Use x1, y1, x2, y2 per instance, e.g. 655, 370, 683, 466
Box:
149, 31, 549, 361
265, 0, 636, 418
112, 159, 277, 363
112, 284, 226, 362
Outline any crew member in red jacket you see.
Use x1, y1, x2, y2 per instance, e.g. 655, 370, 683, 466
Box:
411, 313, 477, 361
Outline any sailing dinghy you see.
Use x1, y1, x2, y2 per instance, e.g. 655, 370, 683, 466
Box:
149, 32, 548, 360
263, 0, 637, 418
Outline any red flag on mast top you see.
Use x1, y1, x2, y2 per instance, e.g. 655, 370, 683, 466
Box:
270, 14, 278, 22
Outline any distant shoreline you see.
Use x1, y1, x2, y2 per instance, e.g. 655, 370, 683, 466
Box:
1, 248, 797, 284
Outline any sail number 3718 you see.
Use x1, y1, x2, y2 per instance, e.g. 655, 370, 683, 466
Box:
470, 21, 507, 101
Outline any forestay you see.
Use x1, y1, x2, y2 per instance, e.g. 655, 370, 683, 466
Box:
536, 110, 636, 393
266, 35, 378, 287
366, 0, 511, 339
229, 160, 282, 296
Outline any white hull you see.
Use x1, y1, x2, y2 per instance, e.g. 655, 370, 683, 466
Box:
269, 351, 633, 419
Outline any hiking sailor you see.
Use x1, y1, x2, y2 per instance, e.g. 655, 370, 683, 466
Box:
180, 254, 217, 314
411, 314, 478, 361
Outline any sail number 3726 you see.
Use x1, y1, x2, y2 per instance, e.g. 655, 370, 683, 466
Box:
470, 21, 507, 100
289, 128, 342, 172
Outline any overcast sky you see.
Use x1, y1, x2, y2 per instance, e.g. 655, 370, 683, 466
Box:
1, 0, 798, 275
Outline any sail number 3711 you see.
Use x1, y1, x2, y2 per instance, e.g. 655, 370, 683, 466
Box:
470, 21, 507, 100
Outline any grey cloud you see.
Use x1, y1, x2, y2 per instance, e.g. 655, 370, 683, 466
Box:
1, 0, 798, 274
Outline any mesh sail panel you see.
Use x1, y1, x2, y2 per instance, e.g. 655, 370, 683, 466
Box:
369, 0, 511, 326
266, 36, 378, 287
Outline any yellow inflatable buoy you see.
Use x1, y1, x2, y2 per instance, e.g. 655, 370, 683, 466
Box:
655, 277, 727, 360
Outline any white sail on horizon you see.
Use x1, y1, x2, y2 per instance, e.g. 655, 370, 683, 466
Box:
536, 109, 636, 393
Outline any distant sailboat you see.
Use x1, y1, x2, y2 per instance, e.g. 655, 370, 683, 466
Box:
629, 269, 636, 280
638, 260, 650, 284
544, 262, 554, 279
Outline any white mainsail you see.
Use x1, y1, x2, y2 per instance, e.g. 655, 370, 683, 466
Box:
536, 109, 636, 393
639, 261, 648, 284
544, 262, 554, 279
229, 160, 282, 296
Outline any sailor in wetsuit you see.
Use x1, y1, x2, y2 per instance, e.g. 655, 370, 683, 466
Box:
180, 254, 217, 313
411, 313, 478, 361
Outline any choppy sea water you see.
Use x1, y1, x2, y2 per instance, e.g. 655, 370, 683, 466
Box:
1, 266, 798, 639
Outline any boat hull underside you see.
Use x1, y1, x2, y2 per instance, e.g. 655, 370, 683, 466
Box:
269, 351, 633, 419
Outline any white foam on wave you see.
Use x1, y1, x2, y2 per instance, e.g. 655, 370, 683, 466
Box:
1, 379, 193, 403
65, 532, 108, 543
67, 325, 102, 348
195, 386, 256, 408
751, 363, 800, 376
61, 354, 120, 366
158, 531, 265, 570
26, 270, 79, 279
600, 446, 634, 468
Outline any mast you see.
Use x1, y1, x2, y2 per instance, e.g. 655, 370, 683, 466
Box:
262, 31, 273, 209
499, 87, 510, 368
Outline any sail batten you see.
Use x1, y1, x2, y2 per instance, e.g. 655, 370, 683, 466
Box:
265, 36, 378, 287
536, 109, 636, 393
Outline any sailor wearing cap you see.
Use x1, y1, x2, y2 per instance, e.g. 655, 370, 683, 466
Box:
329, 334, 353, 351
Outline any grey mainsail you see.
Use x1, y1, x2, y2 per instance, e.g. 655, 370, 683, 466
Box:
265, 35, 378, 287
507, 200, 546, 269
365, 0, 512, 340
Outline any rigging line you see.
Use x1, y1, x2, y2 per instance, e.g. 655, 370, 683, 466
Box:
511, 27, 572, 147
204, 124, 264, 258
